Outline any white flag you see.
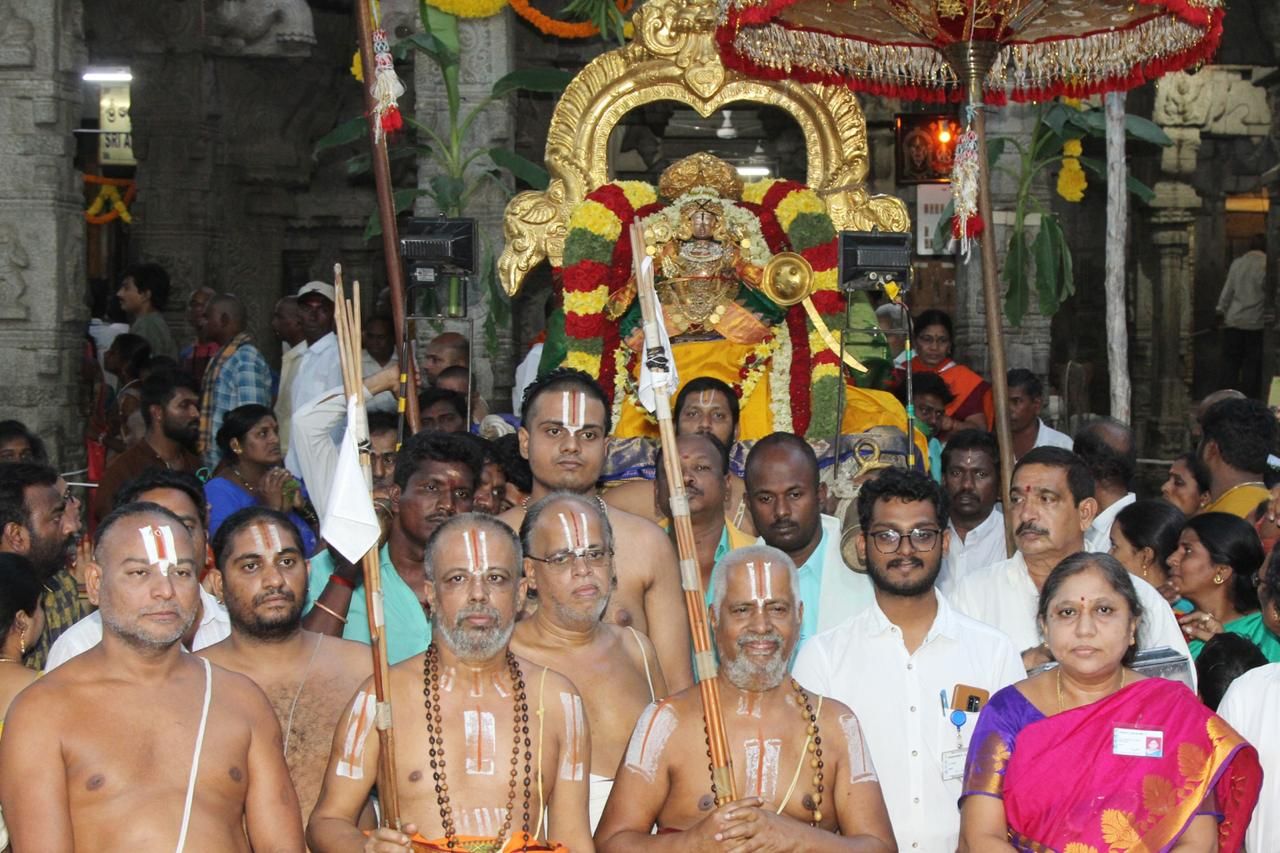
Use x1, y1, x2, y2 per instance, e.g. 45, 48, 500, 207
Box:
636, 256, 678, 413
320, 396, 381, 564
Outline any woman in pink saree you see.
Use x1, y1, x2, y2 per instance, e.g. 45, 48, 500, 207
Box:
959, 553, 1262, 852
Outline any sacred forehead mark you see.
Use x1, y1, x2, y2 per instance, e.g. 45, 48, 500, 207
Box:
560, 390, 587, 436
743, 737, 782, 802
555, 511, 592, 554
138, 525, 177, 576
463, 528, 490, 574
558, 692, 586, 781
745, 560, 774, 604
698, 390, 715, 408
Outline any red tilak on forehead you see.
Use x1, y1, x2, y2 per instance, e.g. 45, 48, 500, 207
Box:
561, 391, 586, 435
463, 528, 490, 573
556, 511, 590, 552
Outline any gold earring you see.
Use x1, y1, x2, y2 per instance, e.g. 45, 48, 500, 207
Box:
1213, 573, 1225, 585
19, 633, 25, 656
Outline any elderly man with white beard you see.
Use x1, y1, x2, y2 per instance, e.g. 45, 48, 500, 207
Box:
595, 545, 895, 852
308, 513, 593, 852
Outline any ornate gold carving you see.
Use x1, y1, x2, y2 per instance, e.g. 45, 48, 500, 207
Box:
658, 153, 743, 201
499, 0, 909, 296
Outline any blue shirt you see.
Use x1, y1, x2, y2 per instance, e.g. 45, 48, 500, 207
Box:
305, 543, 431, 665
204, 476, 319, 557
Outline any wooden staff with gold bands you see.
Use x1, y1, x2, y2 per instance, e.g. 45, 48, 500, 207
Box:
628, 223, 738, 804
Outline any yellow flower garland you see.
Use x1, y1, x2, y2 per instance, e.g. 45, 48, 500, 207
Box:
569, 199, 623, 242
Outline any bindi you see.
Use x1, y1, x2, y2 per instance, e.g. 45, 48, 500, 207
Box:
560, 390, 587, 436
138, 524, 177, 576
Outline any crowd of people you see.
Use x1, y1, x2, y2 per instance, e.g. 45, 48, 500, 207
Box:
0, 277, 1276, 853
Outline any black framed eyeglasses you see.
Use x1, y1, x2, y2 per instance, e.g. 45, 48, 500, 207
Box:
868, 528, 941, 554
527, 548, 613, 568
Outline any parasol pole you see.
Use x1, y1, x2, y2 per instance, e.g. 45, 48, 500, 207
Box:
628, 223, 738, 804
333, 268, 404, 830
943, 41, 1016, 556
354, 0, 421, 435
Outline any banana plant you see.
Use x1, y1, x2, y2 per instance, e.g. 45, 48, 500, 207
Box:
313, 0, 571, 357
933, 100, 1170, 327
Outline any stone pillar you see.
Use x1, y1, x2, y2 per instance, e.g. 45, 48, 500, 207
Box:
0, 0, 86, 465
413, 13, 515, 410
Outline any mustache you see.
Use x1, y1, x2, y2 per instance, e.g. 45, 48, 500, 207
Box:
886, 557, 923, 570
737, 630, 783, 649
253, 587, 296, 606
1016, 522, 1049, 536
453, 603, 501, 628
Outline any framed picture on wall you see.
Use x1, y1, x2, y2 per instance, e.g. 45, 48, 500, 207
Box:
895, 114, 961, 184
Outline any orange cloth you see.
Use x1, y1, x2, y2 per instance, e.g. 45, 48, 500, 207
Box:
902, 357, 993, 428
407, 832, 567, 852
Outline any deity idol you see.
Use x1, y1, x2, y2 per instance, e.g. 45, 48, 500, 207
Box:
540, 152, 907, 450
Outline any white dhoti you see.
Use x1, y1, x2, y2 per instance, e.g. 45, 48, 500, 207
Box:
589, 773, 614, 831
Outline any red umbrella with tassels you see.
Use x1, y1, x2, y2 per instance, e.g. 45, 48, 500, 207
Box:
717, 0, 1224, 540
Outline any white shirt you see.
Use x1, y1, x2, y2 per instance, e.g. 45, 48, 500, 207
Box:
512, 342, 544, 415
793, 592, 1023, 853
1032, 420, 1073, 451
275, 340, 308, 456
291, 332, 343, 413
1217, 662, 1280, 853
948, 550, 1192, 663
1084, 491, 1136, 553
1217, 249, 1267, 330
938, 507, 1007, 598
44, 586, 231, 671
361, 349, 398, 413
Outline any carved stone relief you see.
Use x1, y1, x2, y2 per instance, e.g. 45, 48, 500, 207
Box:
0, 223, 29, 319
0, 0, 35, 68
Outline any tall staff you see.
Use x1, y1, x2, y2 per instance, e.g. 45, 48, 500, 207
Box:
332, 266, 404, 829
629, 223, 737, 804
353, 0, 421, 434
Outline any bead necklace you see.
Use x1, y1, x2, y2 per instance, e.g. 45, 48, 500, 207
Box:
705, 679, 825, 825
424, 643, 532, 852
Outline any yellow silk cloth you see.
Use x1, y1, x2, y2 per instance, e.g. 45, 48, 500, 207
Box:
407, 832, 567, 852
614, 338, 926, 462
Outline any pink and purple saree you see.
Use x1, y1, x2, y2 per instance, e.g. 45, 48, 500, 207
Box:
962, 678, 1262, 852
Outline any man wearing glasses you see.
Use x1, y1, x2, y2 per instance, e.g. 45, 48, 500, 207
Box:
511, 492, 669, 831
793, 468, 1023, 853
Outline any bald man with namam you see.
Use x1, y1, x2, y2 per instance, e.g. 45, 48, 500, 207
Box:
498, 369, 694, 692
422, 332, 469, 387
511, 491, 668, 830
595, 545, 894, 851
0, 501, 302, 852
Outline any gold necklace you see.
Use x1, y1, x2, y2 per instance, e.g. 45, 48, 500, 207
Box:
1056, 666, 1126, 713
0, 656, 20, 664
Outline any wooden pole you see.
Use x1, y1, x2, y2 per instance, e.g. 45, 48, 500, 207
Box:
1105, 92, 1131, 423
334, 269, 403, 829
353, 0, 421, 434
629, 224, 737, 802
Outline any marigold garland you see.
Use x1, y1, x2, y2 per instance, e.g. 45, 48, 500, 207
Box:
510, 0, 633, 39
84, 175, 136, 226
427, 0, 509, 17
556, 174, 845, 440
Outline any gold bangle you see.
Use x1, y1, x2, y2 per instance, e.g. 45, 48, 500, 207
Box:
313, 601, 348, 625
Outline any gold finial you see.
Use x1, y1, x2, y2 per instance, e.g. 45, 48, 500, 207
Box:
658, 153, 744, 202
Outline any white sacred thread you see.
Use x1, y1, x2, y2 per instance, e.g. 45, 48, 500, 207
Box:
623, 702, 677, 783
838, 713, 879, 784
463, 710, 497, 775
743, 738, 782, 802
336, 691, 377, 779
561, 391, 587, 436
559, 692, 586, 781
138, 524, 178, 576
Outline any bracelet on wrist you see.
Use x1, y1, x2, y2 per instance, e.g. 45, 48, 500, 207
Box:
329, 573, 356, 590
